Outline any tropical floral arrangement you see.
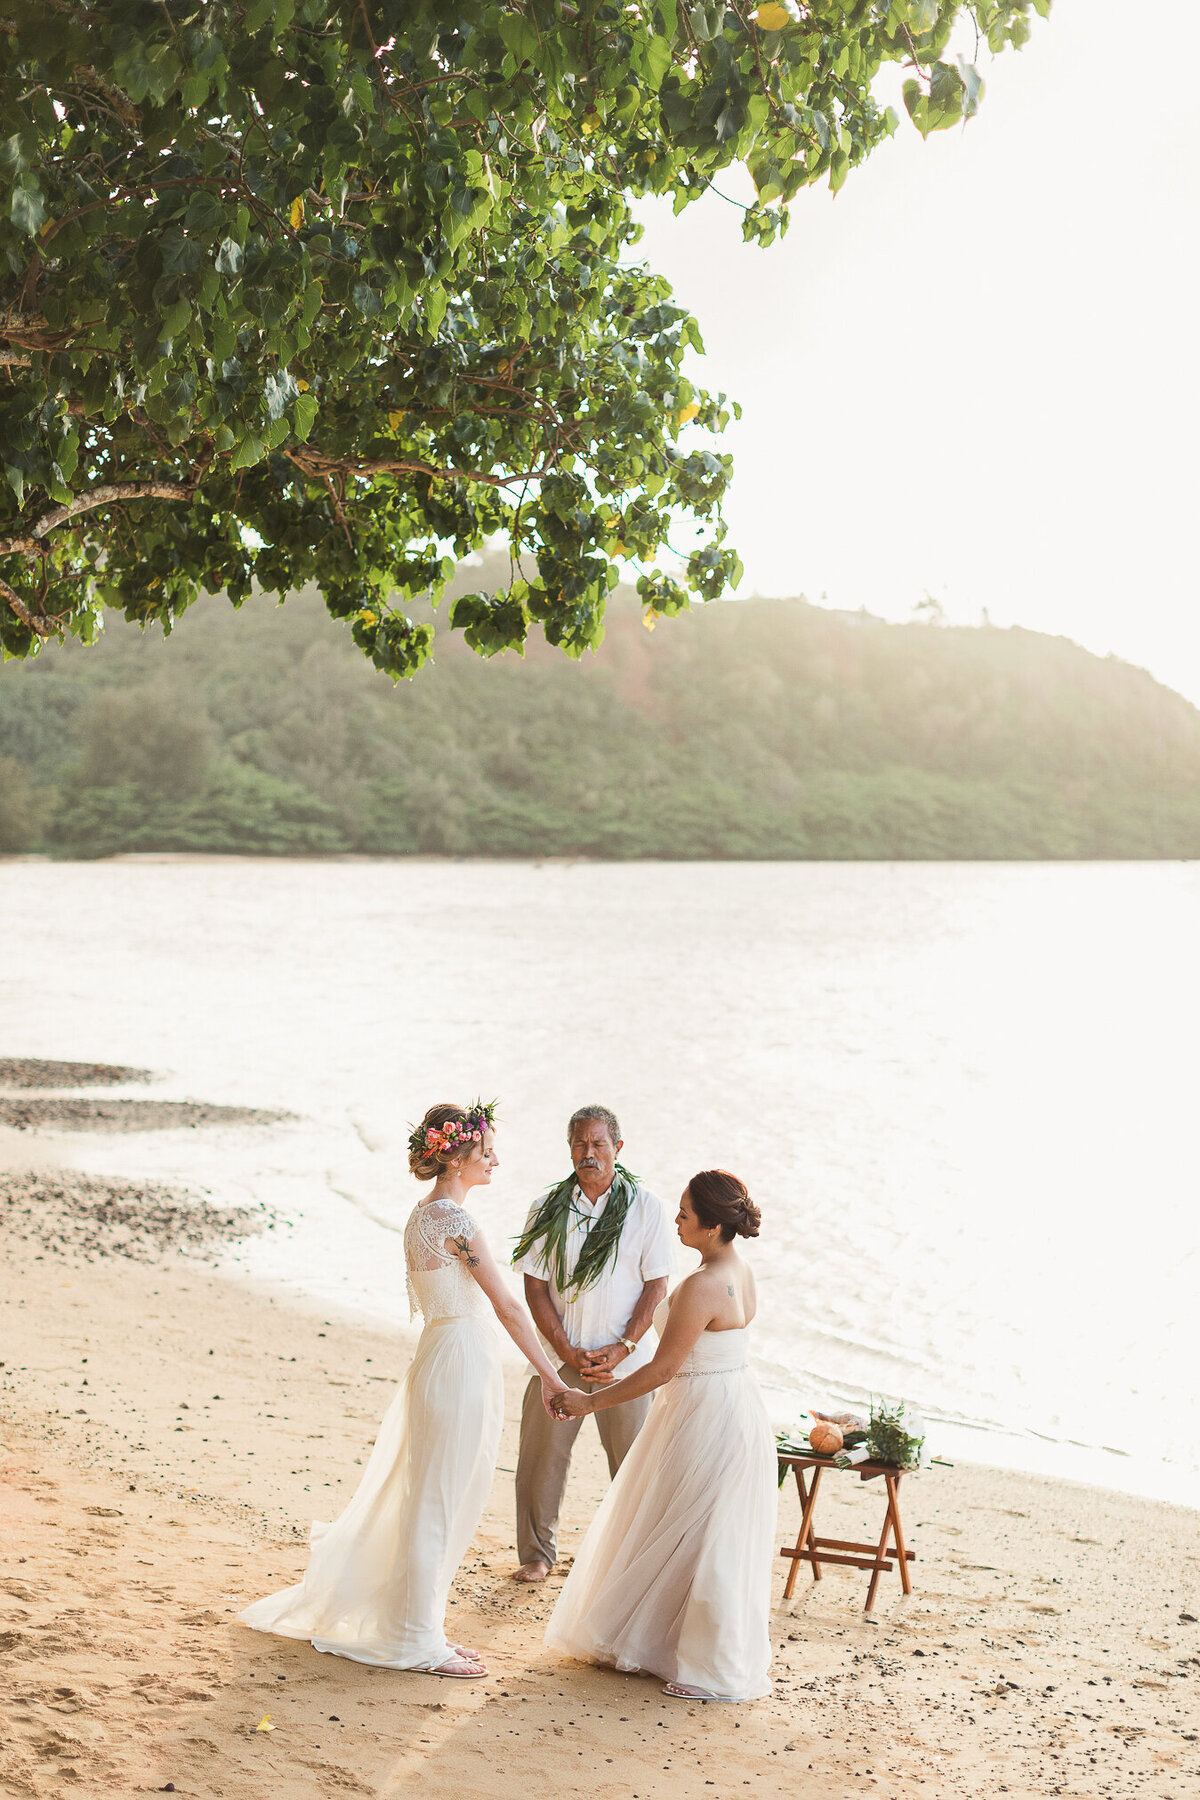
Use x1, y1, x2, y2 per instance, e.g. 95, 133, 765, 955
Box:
862, 1400, 926, 1471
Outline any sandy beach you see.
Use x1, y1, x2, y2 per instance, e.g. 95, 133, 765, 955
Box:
2, 1106, 1198, 1800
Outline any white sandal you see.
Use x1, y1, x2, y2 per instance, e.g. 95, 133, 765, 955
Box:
662, 1681, 740, 1702
428, 1652, 487, 1679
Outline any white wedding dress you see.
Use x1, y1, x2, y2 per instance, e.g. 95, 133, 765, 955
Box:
545, 1301, 776, 1700
241, 1199, 502, 1670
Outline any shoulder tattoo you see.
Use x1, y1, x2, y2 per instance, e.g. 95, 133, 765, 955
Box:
452, 1234, 480, 1268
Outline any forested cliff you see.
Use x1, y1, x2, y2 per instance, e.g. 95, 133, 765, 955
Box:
3, 575, 1198, 860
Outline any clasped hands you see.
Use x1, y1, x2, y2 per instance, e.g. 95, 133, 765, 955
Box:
576, 1341, 630, 1383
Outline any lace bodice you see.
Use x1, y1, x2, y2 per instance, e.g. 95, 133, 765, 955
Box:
403, 1199, 491, 1324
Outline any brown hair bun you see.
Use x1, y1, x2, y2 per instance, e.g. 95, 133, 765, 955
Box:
687, 1169, 761, 1242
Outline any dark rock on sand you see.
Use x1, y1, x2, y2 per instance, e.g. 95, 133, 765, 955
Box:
0, 1168, 274, 1261
0, 1097, 292, 1132
0, 1057, 154, 1089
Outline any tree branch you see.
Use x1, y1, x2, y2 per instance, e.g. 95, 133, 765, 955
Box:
0, 479, 198, 562
0, 574, 58, 638
286, 446, 559, 490
68, 62, 141, 126
31, 481, 197, 538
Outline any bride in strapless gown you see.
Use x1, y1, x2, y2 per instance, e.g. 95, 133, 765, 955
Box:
545, 1170, 776, 1701
241, 1103, 567, 1679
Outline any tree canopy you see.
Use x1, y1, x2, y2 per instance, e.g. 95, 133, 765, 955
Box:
0, 0, 1048, 675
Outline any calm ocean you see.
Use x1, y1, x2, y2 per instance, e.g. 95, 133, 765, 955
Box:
3, 858, 1196, 1507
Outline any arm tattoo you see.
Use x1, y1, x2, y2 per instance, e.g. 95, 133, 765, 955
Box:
727, 1284, 735, 1296
452, 1234, 480, 1268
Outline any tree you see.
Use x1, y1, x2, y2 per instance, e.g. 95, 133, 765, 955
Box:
74, 681, 214, 794
0, 1, 1047, 676
0, 752, 43, 850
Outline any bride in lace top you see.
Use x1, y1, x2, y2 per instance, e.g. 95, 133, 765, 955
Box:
242, 1102, 568, 1679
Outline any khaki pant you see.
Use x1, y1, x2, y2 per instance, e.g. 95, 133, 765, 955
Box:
516, 1362, 651, 1569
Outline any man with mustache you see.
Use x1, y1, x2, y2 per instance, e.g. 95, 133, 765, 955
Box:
511, 1105, 673, 1584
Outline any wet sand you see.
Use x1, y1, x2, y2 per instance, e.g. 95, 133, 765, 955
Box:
0, 1097, 291, 1133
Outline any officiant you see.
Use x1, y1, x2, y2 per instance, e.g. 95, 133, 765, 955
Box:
511, 1105, 673, 1584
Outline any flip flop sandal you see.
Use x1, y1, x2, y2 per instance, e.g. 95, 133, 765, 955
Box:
428, 1654, 487, 1678
662, 1682, 740, 1702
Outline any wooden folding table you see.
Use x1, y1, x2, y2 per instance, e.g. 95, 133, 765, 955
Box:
777, 1450, 915, 1612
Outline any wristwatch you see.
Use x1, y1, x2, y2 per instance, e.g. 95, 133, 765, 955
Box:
619, 1337, 637, 1356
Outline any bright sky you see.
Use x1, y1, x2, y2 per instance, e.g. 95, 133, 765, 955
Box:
636, 0, 1200, 702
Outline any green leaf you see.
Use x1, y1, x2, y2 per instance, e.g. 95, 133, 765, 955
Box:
229, 432, 265, 470
643, 34, 671, 90
957, 58, 984, 118
292, 392, 318, 440
184, 189, 225, 236
498, 16, 540, 66
161, 297, 191, 339
10, 183, 46, 236
903, 0, 939, 32
904, 63, 963, 138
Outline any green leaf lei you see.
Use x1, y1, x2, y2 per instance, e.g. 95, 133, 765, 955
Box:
511, 1164, 640, 1296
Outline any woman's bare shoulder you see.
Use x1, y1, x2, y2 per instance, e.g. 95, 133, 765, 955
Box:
669, 1266, 719, 1307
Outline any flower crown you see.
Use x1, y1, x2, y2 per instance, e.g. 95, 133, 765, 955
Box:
408, 1100, 497, 1163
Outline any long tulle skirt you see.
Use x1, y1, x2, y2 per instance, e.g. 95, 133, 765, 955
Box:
545, 1366, 776, 1699
241, 1316, 502, 1670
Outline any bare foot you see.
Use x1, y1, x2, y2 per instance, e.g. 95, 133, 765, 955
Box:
512, 1560, 551, 1584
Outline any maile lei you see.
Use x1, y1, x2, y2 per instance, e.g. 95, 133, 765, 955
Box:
511, 1164, 640, 1295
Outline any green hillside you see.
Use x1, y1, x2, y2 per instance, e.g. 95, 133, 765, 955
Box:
3, 570, 1199, 860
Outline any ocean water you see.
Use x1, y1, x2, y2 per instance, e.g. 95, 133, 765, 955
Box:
2, 857, 1197, 1507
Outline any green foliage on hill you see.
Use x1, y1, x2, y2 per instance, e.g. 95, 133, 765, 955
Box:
2, 571, 1198, 860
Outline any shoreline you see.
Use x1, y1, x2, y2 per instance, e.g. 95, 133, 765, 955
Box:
3, 1079, 1196, 1515
3, 1157, 1199, 1798
7, 853, 1200, 868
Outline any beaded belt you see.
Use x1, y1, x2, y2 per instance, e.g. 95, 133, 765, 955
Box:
674, 1366, 746, 1378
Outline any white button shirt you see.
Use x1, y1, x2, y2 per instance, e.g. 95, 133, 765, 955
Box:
516, 1180, 675, 1379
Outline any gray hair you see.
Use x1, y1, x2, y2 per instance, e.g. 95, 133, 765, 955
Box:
567, 1104, 622, 1147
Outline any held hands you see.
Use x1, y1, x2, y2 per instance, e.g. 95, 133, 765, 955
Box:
540, 1376, 571, 1420
550, 1387, 590, 1421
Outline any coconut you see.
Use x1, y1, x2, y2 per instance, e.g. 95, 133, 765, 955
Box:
809, 1420, 844, 1456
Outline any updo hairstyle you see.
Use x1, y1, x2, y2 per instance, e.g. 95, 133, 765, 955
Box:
408, 1103, 483, 1181
687, 1168, 761, 1242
